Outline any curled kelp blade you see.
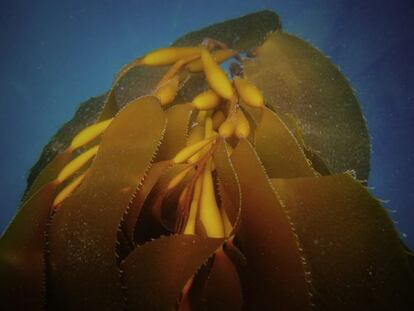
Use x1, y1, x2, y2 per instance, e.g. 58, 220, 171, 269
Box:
271, 174, 414, 309
25, 95, 107, 192
156, 103, 194, 161
213, 137, 241, 227
98, 85, 119, 122
270, 110, 332, 176
303, 147, 332, 176
231, 139, 311, 310
255, 107, 316, 178
144, 163, 194, 232
48, 96, 166, 310
0, 183, 55, 310
243, 32, 370, 180
202, 249, 243, 311
22, 150, 72, 204
121, 160, 171, 247
122, 234, 223, 310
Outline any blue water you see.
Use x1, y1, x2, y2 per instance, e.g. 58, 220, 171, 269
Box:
0, 0, 413, 248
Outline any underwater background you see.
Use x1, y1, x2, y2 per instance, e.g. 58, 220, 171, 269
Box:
0, 0, 413, 249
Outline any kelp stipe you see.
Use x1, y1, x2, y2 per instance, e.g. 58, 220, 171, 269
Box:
1, 10, 413, 310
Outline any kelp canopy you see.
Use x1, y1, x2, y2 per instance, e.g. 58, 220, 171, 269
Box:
1, 10, 413, 310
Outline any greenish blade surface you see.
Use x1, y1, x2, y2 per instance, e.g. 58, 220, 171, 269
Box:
122, 234, 223, 310
231, 139, 311, 310
115, 66, 168, 109
48, 96, 166, 310
156, 103, 193, 161
173, 10, 281, 51
98, 87, 119, 121
244, 32, 370, 180
272, 174, 414, 309
255, 107, 316, 178
213, 138, 241, 227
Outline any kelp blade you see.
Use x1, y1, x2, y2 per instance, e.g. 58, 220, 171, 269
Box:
202, 249, 243, 311
122, 234, 223, 310
255, 107, 316, 178
23, 150, 71, 203
213, 138, 241, 226
244, 32, 370, 180
48, 96, 166, 310
0, 183, 55, 310
231, 139, 311, 310
173, 10, 281, 52
272, 174, 414, 309
156, 103, 193, 161
122, 160, 171, 245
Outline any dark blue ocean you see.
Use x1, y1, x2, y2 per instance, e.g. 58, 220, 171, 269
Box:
0, 0, 413, 249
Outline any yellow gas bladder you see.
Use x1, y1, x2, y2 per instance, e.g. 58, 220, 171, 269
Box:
69, 119, 113, 152
187, 49, 236, 73
173, 136, 216, 164
201, 49, 234, 100
56, 145, 99, 184
53, 173, 86, 208
199, 160, 224, 238
183, 177, 203, 235
234, 76, 264, 108
192, 90, 221, 110
234, 109, 251, 138
142, 47, 201, 66
218, 111, 238, 138
153, 76, 179, 106
211, 110, 226, 130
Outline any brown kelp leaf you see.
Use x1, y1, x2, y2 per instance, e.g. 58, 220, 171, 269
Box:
203, 249, 243, 311
183, 259, 214, 311
122, 234, 223, 310
213, 137, 241, 226
145, 163, 193, 230
23, 150, 71, 203
303, 147, 331, 176
255, 107, 316, 178
98, 87, 119, 121
175, 72, 209, 106
173, 10, 281, 52
26, 95, 106, 192
231, 139, 311, 310
271, 174, 414, 309
132, 163, 195, 245
48, 96, 166, 310
281, 112, 332, 176
114, 66, 169, 109
122, 160, 171, 245
156, 103, 194, 161
0, 183, 55, 309
223, 241, 248, 289
244, 32, 370, 180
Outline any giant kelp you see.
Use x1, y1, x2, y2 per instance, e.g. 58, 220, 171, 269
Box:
1, 10, 413, 310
